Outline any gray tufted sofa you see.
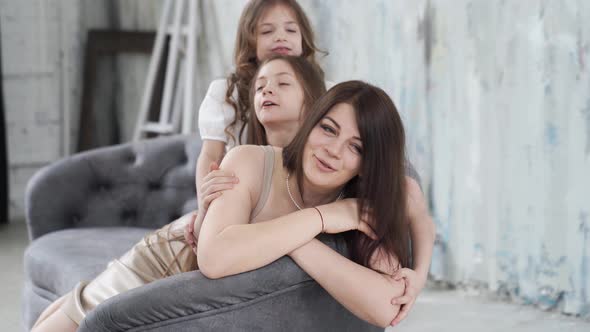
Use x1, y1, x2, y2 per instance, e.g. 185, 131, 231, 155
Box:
23, 135, 382, 332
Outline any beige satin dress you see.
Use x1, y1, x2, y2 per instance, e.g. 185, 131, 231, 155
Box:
59, 146, 275, 324
60, 216, 198, 324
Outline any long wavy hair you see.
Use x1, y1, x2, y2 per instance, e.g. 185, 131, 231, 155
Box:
225, 0, 326, 145
282, 81, 411, 270
247, 55, 326, 145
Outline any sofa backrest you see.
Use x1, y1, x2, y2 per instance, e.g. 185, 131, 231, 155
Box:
25, 135, 201, 239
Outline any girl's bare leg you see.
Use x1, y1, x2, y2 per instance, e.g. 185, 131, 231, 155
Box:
31, 297, 77, 332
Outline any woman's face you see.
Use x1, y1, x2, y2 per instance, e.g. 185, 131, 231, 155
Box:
253, 59, 305, 127
302, 103, 363, 190
256, 4, 303, 61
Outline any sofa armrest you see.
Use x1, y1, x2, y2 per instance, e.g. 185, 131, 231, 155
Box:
78, 234, 381, 332
25, 135, 201, 240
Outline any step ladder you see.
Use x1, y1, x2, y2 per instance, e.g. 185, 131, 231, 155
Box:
133, 0, 198, 140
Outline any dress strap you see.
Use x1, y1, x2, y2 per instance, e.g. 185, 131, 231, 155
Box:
251, 146, 275, 219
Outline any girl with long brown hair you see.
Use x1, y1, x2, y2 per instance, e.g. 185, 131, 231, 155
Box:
196, 0, 326, 185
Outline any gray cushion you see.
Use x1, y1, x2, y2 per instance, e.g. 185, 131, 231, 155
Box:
24, 227, 152, 296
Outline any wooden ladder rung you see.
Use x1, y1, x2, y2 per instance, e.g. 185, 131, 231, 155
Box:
133, 0, 197, 141
140, 122, 175, 134
165, 26, 190, 35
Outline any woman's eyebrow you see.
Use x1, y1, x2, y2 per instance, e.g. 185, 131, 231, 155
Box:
256, 73, 292, 82
324, 116, 361, 140
259, 21, 298, 27
324, 116, 340, 129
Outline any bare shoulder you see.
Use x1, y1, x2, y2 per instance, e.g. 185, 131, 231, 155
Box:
222, 145, 278, 208
222, 145, 266, 171
405, 176, 428, 215
405, 176, 423, 197
229, 145, 283, 167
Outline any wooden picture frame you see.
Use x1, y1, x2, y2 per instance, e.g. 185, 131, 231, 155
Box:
77, 30, 167, 151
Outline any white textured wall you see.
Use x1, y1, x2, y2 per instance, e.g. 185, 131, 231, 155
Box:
417, 1, 589, 315
1, 0, 71, 220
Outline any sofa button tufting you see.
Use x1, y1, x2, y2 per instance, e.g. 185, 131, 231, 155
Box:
121, 210, 137, 220
97, 182, 111, 192
148, 182, 161, 190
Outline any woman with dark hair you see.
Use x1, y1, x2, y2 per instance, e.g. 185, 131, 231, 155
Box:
196, 80, 411, 327
281, 81, 411, 269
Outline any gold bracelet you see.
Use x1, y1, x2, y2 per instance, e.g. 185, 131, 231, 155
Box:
313, 207, 324, 233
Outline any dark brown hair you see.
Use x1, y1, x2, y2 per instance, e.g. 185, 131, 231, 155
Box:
225, 0, 326, 145
283, 81, 411, 270
247, 55, 326, 145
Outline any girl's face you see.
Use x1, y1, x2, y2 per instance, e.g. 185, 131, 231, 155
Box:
302, 103, 363, 190
253, 59, 305, 126
256, 4, 303, 61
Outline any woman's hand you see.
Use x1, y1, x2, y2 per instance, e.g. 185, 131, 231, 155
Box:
389, 267, 426, 326
318, 199, 378, 240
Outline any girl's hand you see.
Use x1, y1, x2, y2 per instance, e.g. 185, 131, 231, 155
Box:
389, 268, 426, 326
199, 162, 239, 210
184, 212, 200, 252
186, 162, 238, 249
318, 199, 378, 240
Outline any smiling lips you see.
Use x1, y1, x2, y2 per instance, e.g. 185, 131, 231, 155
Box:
314, 155, 336, 172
